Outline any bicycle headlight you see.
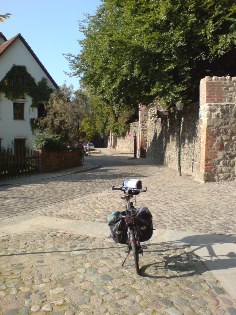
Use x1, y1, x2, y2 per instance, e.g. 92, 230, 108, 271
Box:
122, 179, 142, 189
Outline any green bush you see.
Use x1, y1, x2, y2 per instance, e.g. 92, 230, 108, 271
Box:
34, 132, 66, 151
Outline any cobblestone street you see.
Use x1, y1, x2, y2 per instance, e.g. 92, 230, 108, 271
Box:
0, 150, 236, 315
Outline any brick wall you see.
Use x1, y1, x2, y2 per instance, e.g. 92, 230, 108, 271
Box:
38, 149, 83, 173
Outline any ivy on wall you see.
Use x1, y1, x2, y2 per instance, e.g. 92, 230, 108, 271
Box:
0, 65, 53, 106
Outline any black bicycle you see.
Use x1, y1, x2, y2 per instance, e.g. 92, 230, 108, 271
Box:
111, 179, 149, 275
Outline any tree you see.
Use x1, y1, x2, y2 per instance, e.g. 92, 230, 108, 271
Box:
0, 13, 11, 22
79, 91, 136, 140
69, 0, 235, 109
38, 85, 89, 144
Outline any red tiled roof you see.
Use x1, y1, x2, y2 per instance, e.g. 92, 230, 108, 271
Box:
0, 33, 58, 88
0, 33, 18, 54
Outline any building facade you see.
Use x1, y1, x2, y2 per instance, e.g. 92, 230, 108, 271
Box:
0, 32, 58, 152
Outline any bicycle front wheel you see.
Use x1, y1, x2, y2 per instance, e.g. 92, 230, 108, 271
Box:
130, 229, 140, 275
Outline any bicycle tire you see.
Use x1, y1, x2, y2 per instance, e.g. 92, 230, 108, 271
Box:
130, 229, 140, 275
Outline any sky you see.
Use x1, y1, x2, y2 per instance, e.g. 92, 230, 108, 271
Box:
0, 0, 102, 89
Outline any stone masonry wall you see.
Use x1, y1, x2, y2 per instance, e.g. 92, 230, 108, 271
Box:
146, 102, 201, 178
111, 76, 236, 182
109, 122, 138, 153
199, 76, 236, 181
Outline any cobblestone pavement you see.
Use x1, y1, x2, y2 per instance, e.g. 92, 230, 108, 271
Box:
0, 150, 236, 315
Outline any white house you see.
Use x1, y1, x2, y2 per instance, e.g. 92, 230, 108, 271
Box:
0, 32, 58, 152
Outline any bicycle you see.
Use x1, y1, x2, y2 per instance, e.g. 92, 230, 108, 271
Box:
111, 179, 149, 275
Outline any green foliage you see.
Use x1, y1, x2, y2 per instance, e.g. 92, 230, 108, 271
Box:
30, 118, 40, 131
79, 92, 136, 138
31, 78, 54, 107
0, 13, 11, 22
38, 85, 89, 144
0, 65, 53, 106
0, 65, 36, 99
68, 0, 236, 111
33, 132, 65, 151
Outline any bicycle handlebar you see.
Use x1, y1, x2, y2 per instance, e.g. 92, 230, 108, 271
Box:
112, 186, 147, 194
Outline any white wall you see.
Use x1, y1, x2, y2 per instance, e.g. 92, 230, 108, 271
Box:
0, 95, 38, 150
0, 37, 56, 150
0, 38, 55, 88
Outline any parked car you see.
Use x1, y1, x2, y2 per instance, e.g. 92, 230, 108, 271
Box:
84, 143, 95, 155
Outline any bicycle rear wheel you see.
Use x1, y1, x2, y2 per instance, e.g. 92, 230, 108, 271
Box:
130, 229, 140, 275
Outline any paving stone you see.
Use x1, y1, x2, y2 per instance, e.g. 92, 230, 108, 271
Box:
160, 298, 173, 307
21, 307, 30, 315
213, 285, 226, 295
5, 309, 20, 315
31, 305, 41, 312
228, 308, 236, 315
100, 274, 113, 281
173, 295, 188, 305
41, 303, 53, 311
0, 153, 235, 314
166, 307, 183, 315
50, 287, 65, 295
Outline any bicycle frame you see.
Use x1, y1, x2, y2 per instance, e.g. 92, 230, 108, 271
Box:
123, 193, 141, 249
112, 185, 146, 275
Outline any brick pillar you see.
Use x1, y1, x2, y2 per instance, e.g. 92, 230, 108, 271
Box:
38, 148, 49, 172
199, 76, 236, 182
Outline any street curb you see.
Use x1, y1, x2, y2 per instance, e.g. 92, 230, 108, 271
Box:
0, 163, 102, 186
41, 163, 102, 179
69, 163, 101, 175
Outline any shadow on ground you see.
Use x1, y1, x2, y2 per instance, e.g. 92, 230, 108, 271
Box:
140, 233, 236, 279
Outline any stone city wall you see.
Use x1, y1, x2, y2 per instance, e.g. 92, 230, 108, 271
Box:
108, 122, 138, 153
199, 76, 236, 181
146, 102, 201, 178
111, 76, 236, 181
145, 76, 236, 181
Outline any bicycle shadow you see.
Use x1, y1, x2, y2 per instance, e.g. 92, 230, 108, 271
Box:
139, 241, 203, 279
139, 233, 236, 279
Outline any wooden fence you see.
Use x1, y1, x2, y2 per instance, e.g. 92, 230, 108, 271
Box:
0, 148, 84, 180
0, 149, 40, 179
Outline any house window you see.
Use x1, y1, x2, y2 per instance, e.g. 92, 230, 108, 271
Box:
38, 103, 46, 119
14, 138, 26, 155
13, 102, 24, 120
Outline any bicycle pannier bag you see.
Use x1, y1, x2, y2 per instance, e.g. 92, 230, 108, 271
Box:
136, 207, 153, 242
108, 212, 127, 244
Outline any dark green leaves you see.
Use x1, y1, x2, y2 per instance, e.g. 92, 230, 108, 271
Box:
68, 0, 235, 131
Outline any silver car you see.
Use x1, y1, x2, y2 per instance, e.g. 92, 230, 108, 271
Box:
84, 143, 95, 154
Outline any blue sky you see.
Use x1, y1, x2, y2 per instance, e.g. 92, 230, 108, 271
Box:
1, 0, 102, 89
